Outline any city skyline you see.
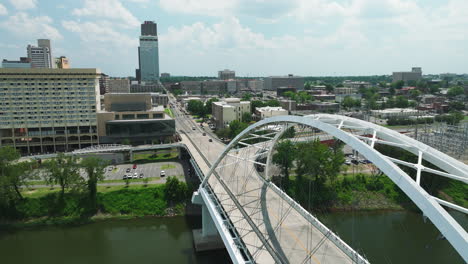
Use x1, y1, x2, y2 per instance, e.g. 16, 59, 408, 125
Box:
0, 0, 467, 77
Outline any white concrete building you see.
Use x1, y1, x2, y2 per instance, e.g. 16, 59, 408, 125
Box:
371, 108, 421, 119
255, 107, 288, 120
212, 98, 250, 129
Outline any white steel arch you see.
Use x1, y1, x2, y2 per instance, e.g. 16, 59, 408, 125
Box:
202, 114, 468, 262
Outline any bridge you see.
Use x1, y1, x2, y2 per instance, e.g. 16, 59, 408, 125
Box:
185, 114, 468, 263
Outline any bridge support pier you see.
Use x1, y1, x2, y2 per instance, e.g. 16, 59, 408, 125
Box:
191, 191, 224, 252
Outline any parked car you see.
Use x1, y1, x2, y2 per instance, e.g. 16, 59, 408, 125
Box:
160, 170, 166, 177
192, 126, 196, 130
108, 166, 113, 171
123, 175, 127, 180
133, 164, 137, 169
209, 138, 213, 142
139, 173, 144, 178
203, 133, 206, 136
133, 172, 138, 179
126, 168, 131, 173
344, 160, 351, 165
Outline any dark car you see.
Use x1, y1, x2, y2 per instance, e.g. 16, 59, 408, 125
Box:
209, 138, 213, 142
126, 168, 131, 173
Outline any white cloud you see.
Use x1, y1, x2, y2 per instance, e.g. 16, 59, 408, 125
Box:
161, 17, 274, 52
72, 0, 139, 28
0, 4, 7, 15
8, 0, 37, 10
159, 0, 237, 17
0, 12, 62, 40
62, 20, 137, 48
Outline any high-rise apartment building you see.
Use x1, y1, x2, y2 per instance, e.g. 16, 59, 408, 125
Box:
218, 69, 235, 80
0, 68, 101, 154
264, 74, 304, 91
55, 56, 70, 69
138, 21, 159, 82
27, 39, 53, 68
392, 67, 422, 83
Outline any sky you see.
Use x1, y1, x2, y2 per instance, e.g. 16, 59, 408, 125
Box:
0, 0, 467, 77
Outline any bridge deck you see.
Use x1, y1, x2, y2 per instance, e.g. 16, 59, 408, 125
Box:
181, 132, 357, 263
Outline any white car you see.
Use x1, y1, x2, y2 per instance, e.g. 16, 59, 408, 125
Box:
160, 170, 166, 177
133, 172, 138, 179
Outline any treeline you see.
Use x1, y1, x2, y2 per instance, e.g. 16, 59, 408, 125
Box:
387, 112, 465, 126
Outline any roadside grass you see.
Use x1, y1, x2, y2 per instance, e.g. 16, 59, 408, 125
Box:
164, 108, 174, 118
161, 164, 176, 170
133, 152, 178, 162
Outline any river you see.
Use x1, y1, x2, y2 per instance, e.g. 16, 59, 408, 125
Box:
0, 211, 466, 264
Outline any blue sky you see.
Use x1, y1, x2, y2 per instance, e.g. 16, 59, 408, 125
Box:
0, 0, 467, 77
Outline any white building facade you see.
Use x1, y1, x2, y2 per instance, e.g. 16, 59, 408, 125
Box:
212, 98, 251, 129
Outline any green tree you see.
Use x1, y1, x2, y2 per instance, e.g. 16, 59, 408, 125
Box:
409, 89, 421, 100
241, 93, 252, 101
272, 140, 296, 192
204, 98, 219, 115
281, 126, 296, 139
242, 112, 252, 123
164, 176, 189, 203
265, 100, 281, 107
187, 100, 206, 116
251, 100, 265, 113
447, 86, 464, 97
81, 156, 107, 213
229, 120, 249, 138
392, 80, 405, 89
395, 95, 409, 108
297, 91, 312, 103
44, 153, 83, 198
283, 91, 296, 100
122, 138, 131, 145
304, 82, 311, 90
342, 96, 357, 109
295, 139, 344, 185
0, 147, 36, 210
449, 101, 465, 111
216, 127, 231, 139
325, 84, 334, 93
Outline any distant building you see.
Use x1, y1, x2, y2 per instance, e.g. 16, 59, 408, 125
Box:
54, 56, 70, 69
248, 79, 264, 91
138, 21, 159, 82
2, 58, 31, 68
107, 78, 130, 93
0, 68, 101, 154
27, 39, 53, 68
310, 102, 339, 113
130, 83, 161, 93
264, 74, 304, 91
335, 94, 362, 103
371, 108, 420, 119
334, 87, 357, 94
218, 69, 235, 80
161, 72, 170, 78
255, 106, 288, 120
180, 81, 202, 94
392, 67, 422, 83
280, 99, 297, 111
212, 98, 250, 129
343, 81, 371, 89
97, 93, 175, 145
99, 74, 109, 95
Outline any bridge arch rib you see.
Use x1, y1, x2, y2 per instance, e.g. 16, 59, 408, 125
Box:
202, 114, 468, 262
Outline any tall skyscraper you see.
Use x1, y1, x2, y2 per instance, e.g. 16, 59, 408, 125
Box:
27, 39, 53, 68
138, 21, 159, 82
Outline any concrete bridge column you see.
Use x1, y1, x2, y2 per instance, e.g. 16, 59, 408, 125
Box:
191, 191, 224, 251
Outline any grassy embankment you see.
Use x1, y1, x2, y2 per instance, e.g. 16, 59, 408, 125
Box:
1, 178, 192, 228
286, 171, 467, 211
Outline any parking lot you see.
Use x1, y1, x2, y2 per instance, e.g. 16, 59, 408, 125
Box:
104, 161, 185, 180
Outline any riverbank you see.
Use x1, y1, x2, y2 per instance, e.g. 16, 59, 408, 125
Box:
0, 178, 192, 229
